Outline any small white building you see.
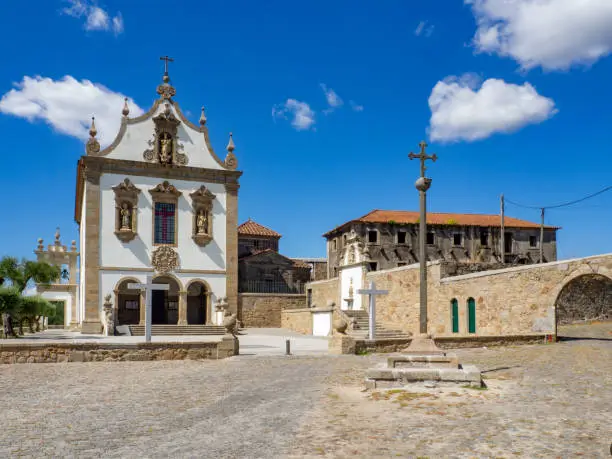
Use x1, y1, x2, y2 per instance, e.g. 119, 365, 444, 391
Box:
72, 67, 241, 333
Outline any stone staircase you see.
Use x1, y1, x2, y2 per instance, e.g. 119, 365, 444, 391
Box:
343, 310, 411, 340
128, 325, 226, 336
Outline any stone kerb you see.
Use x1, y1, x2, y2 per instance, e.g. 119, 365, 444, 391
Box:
0, 337, 238, 364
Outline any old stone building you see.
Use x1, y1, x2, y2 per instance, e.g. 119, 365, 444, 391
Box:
238, 219, 312, 293
324, 209, 558, 277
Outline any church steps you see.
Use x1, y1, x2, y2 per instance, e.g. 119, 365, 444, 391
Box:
342, 310, 411, 340
128, 325, 226, 336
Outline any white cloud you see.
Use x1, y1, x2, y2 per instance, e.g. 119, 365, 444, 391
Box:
468, 0, 612, 70
63, 0, 124, 35
320, 84, 343, 113
415, 20, 434, 37
0, 75, 143, 147
349, 100, 364, 112
272, 99, 315, 131
428, 74, 557, 142
112, 13, 124, 35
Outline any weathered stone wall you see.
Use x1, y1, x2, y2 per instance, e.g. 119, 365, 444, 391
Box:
281, 308, 313, 335
366, 254, 612, 338
555, 274, 612, 324
0, 338, 238, 364
238, 293, 306, 328
305, 277, 339, 308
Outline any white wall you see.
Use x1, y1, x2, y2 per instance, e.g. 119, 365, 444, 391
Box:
104, 102, 226, 170
340, 265, 364, 310
40, 291, 72, 328
99, 173, 227, 272
312, 311, 332, 336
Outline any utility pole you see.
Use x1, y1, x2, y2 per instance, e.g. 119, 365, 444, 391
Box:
500, 194, 505, 264
540, 207, 545, 264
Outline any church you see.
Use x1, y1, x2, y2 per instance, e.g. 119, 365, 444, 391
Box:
53, 63, 241, 333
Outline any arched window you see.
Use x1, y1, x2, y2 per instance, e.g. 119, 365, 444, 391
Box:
467, 297, 476, 334
450, 299, 459, 333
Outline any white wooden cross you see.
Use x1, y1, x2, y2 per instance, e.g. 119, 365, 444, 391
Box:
128, 275, 169, 343
357, 281, 389, 341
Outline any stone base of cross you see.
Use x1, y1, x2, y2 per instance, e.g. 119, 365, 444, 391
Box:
128, 276, 169, 343
356, 281, 389, 341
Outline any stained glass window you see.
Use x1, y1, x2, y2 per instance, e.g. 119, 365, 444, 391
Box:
154, 202, 176, 244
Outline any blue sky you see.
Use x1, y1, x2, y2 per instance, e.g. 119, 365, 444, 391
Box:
1, 0, 611, 261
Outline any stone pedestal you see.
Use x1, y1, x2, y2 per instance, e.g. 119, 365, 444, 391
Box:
365, 353, 483, 389
329, 334, 356, 355
403, 334, 445, 355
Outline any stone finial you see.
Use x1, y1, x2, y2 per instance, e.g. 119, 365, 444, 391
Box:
86, 116, 100, 154
37, 238, 44, 251
199, 106, 207, 126
226, 132, 235, 153
122, 97, 129, 117
71, 240, 77, 252
55, 227, 61, 244
224, 133, 238, 170
89, 117, 97, 138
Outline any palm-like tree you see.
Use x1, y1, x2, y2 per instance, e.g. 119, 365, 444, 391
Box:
0, 257, 60, 337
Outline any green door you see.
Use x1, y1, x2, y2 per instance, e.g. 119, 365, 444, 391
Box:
467, 298, 476, 333
451, 299, 459, 333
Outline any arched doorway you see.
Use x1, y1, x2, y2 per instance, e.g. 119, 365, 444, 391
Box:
467, 297, 476, 334
116, 279, 141, 325
450, 298, 459, 333
187, 281, 208, 325
151, 276, 181, 325
555, 274, 612, 325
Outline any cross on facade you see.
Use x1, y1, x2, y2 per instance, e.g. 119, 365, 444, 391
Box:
128, 276, 169, 343
357, 281, 389, 340
160, 55, 174, 75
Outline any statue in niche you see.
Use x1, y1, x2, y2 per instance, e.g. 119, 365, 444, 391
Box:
196, 210, 209, 235
159, 133, 173, 164
120, 203, 132, 230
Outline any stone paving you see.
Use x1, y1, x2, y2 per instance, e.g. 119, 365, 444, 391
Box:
0, 323, 609, 458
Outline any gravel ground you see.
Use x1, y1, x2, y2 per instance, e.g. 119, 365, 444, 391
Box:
0, 322, 610, 458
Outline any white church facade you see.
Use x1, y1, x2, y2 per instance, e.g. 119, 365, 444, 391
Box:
45, 66, 241, 333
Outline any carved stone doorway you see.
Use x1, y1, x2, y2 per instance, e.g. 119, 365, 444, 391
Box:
187, 281, 208, 325
151, 276, 180, 325
116, 279, 141, 325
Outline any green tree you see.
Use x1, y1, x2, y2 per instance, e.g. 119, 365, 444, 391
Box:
0, 287, 21, 338
19, 296, 54, 334
0, 257, 60, 337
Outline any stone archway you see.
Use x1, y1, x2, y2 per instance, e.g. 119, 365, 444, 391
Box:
115, 278, 141, 325
151, 275, 181, 325
186, 281, 209, 325
555, 274, 612, 325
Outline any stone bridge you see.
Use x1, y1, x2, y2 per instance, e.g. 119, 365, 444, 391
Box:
347, 253, 612, 339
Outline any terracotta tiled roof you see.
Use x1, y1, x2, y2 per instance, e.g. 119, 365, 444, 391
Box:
323, 209, 560, 237
237, 219, 281, 238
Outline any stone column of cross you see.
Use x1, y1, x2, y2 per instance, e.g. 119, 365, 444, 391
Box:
357, 281, 389, 340
128, 276, 169, 343
408, 141, 437, 335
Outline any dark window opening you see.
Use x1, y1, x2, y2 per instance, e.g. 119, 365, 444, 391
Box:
453, 234, 462, 246
480, 230, 488, 246
368, 230, 378, 243
307, 289, 312, 307
397, 262, 407, 267
332, 239, 337, 250
504, 232, 513, 253
397, 231, 407, 244
529, 236, 538, 247
368, 262, 378, 271
426, 232, 435, 245
154, 202, 176, 244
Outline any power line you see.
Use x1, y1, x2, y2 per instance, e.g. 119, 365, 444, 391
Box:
505, 185, 612, 210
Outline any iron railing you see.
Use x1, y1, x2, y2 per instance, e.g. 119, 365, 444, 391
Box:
239, 280, 305, 294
